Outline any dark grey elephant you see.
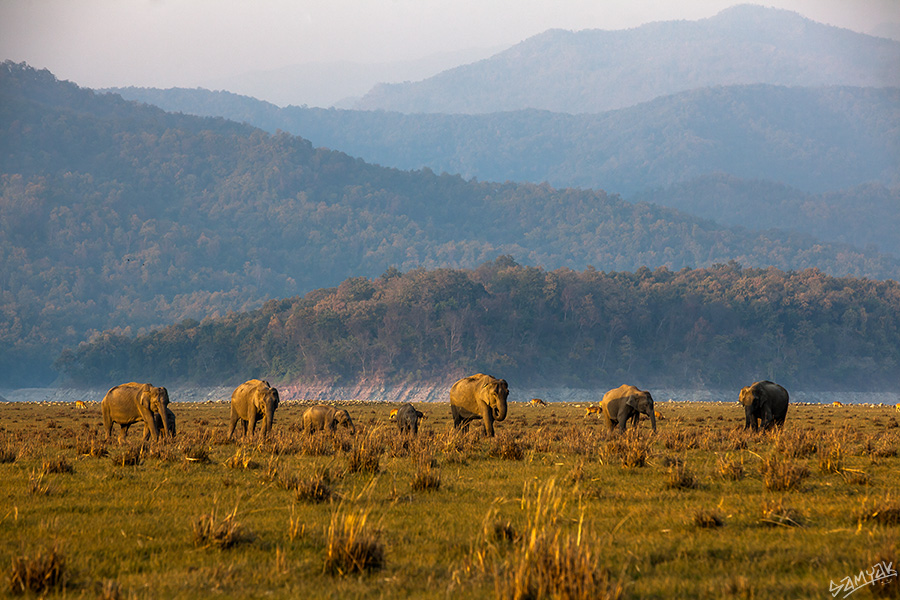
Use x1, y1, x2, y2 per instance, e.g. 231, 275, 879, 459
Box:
101, 382, 171, 442
739, 380, 789, 431
395, 403, 424, 435
229, 379, 280, 439
302, 404, 355, 433
600, 384, 656, 433
449, 373, 509, 437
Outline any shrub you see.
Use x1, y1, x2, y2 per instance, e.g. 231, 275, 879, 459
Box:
8, 544, 66, 595
324, 509, 384, 575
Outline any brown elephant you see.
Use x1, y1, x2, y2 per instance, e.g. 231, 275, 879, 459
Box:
449, 373, 509, 437
101, 382, 171, 442
739, 381, 789, 431
301, 404, 355, 433
600, 384, 656, 433
229, 379, 280, 439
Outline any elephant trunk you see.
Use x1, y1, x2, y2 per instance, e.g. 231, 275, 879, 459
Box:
648, 408, 657, 432
493, 400, 508, 423
157, 405, 171, 438
263, 401, 276, 436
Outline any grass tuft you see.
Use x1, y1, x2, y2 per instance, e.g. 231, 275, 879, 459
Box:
760, 498, 804, 528
411, 462, 441, 492
324, 508, 384, 575
488, 432, 524, 461
715, 453, 744, 481
345, 430, 383, 474
693, 510, 724, 528
41, 456, 74, 474
760, 455, 809, 491
224, 446, 259, 470
8, 544, 66, 595
192, 505, 252, 549
294, 468, 334, 503
858, 497, 900, 527
665, 461, 698, 490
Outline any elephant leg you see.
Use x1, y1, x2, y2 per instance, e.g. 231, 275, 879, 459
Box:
229, 411, 239, 439
451, 405, 463, 429
240, 420, 248, 438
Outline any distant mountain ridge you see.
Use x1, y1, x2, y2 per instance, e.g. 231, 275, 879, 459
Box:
108, 84, 900, 256
109, 84, 900, 197
3, 62, 900, 384
353, 5, 900, 114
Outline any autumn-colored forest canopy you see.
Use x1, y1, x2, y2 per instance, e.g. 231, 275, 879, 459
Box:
57, 258, 900, 391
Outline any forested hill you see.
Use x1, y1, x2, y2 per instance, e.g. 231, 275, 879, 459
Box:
2, 61, 899, 385
353, 5, 900, 114
110, 84, 900, 196
57, 260, 900, 391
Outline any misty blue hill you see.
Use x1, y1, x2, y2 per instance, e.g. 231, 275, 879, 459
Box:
109, 84, 900, 253
351, 5, 900, 115
3, 61, 900, 385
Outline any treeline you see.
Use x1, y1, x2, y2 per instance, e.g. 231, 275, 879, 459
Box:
5, 62, 899, 386
57, 259, 900, 391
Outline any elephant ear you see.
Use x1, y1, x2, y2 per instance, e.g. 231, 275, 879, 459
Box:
625, 395, 641, 409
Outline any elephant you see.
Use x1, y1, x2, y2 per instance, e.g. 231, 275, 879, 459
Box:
101, 382, 172, 442
449, 373, 509, 437
152, 407, 177, 437
395, 403, 424, 435
302, 404, 356, 433
600, 384, 657, 433
229, 379, 280, 439
739, 381, 789, 431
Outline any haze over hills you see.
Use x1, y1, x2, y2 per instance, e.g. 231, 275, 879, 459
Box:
110, 84, 900, 195
198, 46, 507, 109
353, 5, 900, 114
108, 84, 900, 255
3, 61, 899, 385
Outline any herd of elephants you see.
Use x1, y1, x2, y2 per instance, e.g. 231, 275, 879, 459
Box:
99, 374, 791, 443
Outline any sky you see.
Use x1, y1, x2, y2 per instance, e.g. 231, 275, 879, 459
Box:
2, 0, 899, 91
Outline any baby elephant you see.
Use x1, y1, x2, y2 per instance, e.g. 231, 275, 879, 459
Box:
395, 403, 424, 435
302, 404, 355, 433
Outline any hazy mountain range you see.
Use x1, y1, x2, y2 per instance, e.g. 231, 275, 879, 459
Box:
3, 61, 899, 385
353, 5, 900, 114
199, 46, 506, 109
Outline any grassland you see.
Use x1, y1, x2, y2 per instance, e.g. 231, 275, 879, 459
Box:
1, 399, 899, 599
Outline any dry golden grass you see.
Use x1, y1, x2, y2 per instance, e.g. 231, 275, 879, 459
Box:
1, 398, 899, 599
